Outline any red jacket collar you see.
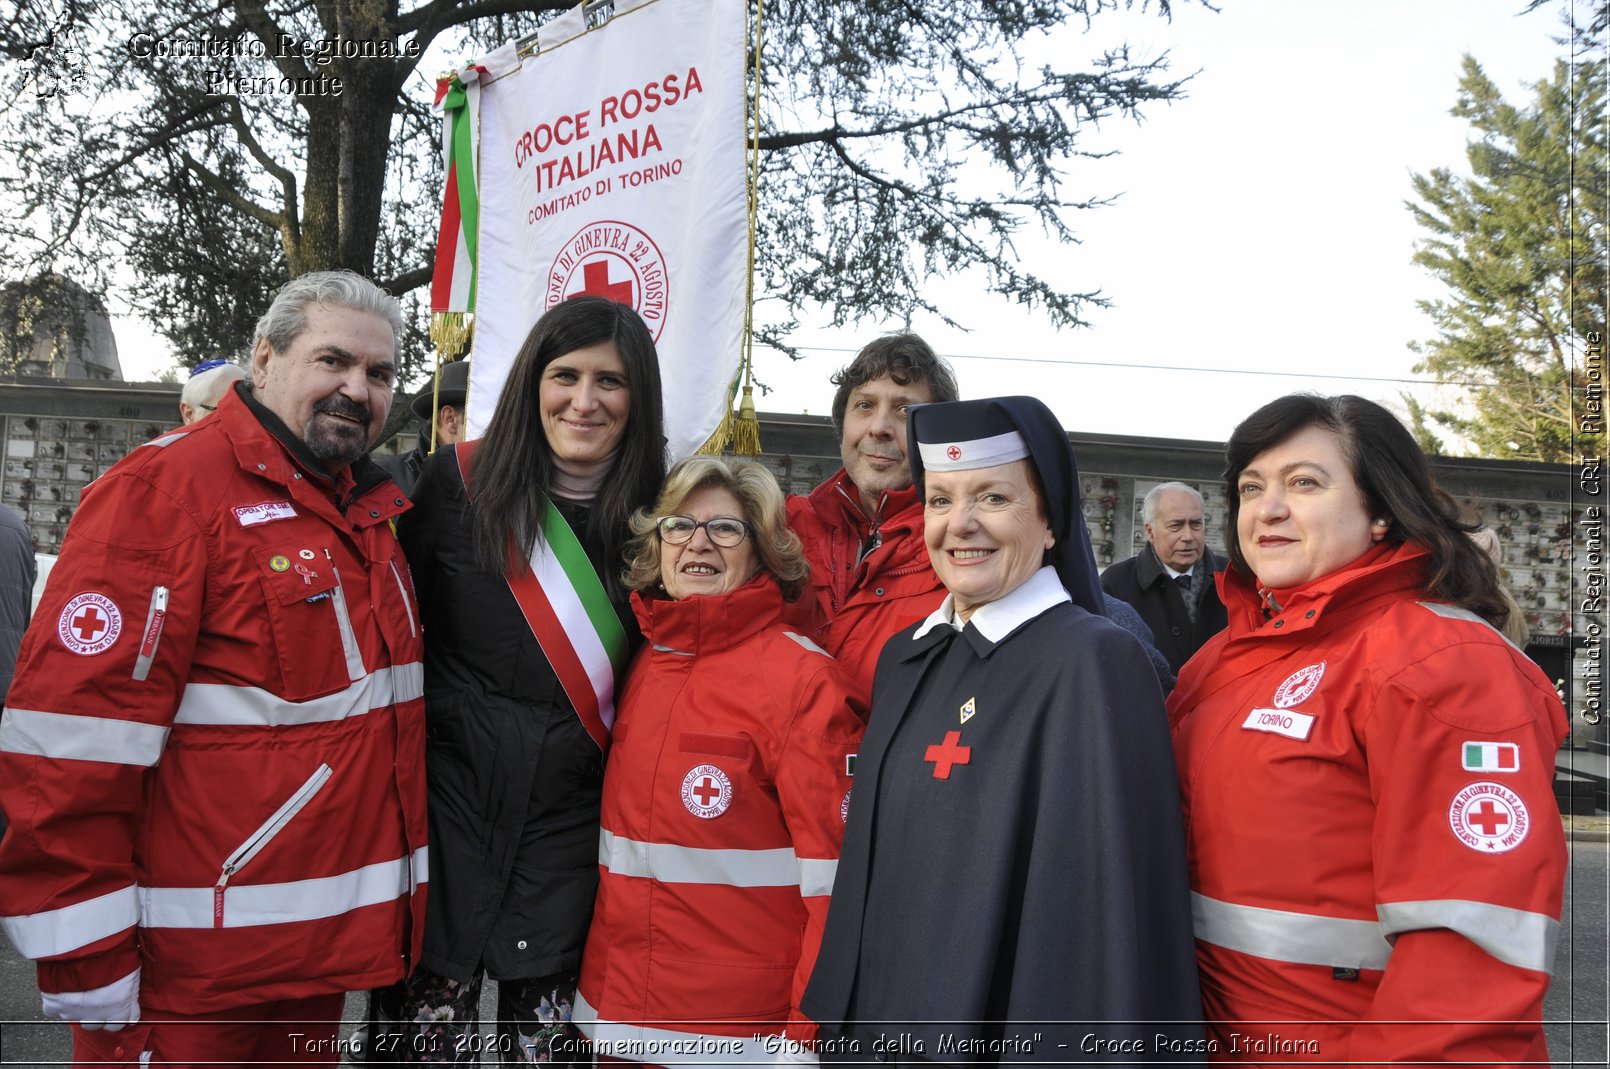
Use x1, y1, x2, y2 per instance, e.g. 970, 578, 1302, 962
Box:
809, 468, 923, 536
216, 383, 408, 530
1218, 540, 1430, 639
631, 571, 786, 655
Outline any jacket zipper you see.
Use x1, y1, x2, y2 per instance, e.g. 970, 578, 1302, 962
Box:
389, 559, 417, 638
213, 763, 333, 928
131, 585, 169, 682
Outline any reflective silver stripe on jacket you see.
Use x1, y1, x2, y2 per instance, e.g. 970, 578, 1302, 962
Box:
1416, 600, 1521, 650
600, 829, 837, 894
1, 884, 139, 958
1416, 601, 1493, 628
0, 708, 170, 766
326, 565, 366, 682
1192, 892, 1394, 969
782, 631, 829, 657
1378, 899, 1559, 974
573, 989, 774, 1064
173, 662, 424, 727
140, 846, 427, 929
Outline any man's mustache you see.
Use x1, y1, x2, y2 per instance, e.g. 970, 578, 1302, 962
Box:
314, 397, 371, 426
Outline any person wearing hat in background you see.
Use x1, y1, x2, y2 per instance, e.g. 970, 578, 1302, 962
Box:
177, 359, 250, 424
376, 358, 469, 498
802, 396, 1201, 1062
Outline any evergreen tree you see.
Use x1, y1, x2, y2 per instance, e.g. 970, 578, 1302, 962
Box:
1406, 51, 1606, 463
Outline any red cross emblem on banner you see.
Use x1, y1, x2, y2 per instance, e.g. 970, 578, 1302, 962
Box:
925, 730, 971, 779
575, 260, 634, 306
946, 445, 962, 461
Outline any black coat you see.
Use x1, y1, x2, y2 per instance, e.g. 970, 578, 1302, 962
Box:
802, 580, 1202, 1064
1100, 544, 1228, 674
398, 446, 634, 982
373, 440, 427, 500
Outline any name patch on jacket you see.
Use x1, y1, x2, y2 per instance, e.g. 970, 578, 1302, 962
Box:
1241, 707, 1315, 741
234, 501, 297, 527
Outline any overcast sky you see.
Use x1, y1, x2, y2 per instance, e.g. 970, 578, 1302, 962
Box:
110, 0, 1580, 446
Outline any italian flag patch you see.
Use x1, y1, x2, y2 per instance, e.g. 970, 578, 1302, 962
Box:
1462, 742, 1520, 773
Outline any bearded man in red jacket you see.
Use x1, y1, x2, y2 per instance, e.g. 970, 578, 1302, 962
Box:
783, 334, 959, 696
0, 271, 428, 1068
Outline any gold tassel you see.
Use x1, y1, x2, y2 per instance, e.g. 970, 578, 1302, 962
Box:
696, 404, 735, 455
430, 312, 471, 363
731, 383, 760, 456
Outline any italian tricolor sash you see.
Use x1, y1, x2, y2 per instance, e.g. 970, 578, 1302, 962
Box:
456, 442, 628, 752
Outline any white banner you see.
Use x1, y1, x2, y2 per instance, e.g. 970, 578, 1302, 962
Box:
466, 0, 747, 460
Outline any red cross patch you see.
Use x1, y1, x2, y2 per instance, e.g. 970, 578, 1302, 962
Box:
1448, 781, 1530, 853
57, 592, 123, 656
946, 445, 962, 461
681, 764, 733, 819
925, 730, 971, 779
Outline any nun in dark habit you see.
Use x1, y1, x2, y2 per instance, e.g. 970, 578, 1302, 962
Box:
802, 396, 1202, 1065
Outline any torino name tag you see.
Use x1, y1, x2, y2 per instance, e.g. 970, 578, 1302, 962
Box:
1241, 707, 1315, 741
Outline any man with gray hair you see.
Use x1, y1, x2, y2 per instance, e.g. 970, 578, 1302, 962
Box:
0, 271, 427, 1067
1100, 481, 1228, 673
178, 359, 250, 424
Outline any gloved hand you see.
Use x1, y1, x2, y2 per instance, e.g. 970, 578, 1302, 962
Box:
776, 1036, 819, 1067
41, 968, 140, 1031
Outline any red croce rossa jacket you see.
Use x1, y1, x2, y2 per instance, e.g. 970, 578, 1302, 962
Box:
783, 470, 941, 697
1169, 540, 1567, 1065
0, 386, 428, 1015
577, 573, 865, 1058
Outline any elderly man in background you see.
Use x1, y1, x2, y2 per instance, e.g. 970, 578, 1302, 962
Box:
0, 271, 427, 1068
177, 359, 250, 424
1101, 481, 1228, 674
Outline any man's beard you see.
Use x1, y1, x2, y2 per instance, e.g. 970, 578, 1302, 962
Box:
304, 397, 372, 467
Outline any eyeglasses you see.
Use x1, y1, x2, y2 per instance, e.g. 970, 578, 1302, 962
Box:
656, 515, 749, 547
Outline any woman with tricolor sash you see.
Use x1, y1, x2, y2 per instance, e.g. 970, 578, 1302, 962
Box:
389, 296, 666, 1063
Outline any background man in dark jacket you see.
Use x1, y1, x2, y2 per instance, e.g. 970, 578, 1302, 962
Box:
375, 358, 468, 498
1101, 481, 1228, 674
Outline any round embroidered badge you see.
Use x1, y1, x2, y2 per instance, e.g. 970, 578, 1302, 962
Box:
1273, 661, 1327, 708
546, 220, 670, 342
681, 764, 733, 819
270, 555, 291, 572
57, 592, 123, 656
1448, 781, 1530, 853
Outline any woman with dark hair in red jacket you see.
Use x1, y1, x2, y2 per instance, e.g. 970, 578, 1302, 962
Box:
1171, 393, 1568, 1065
